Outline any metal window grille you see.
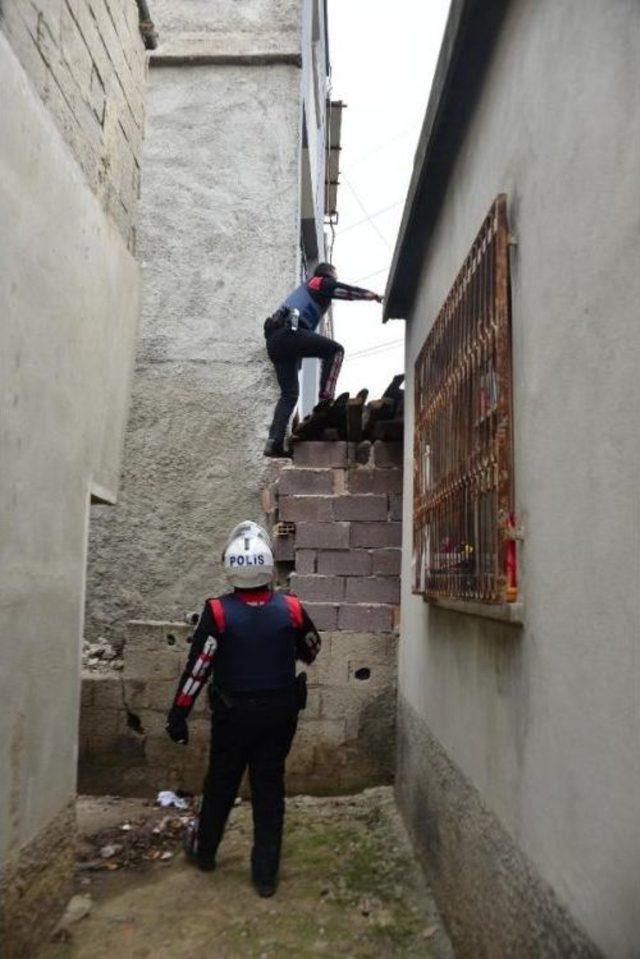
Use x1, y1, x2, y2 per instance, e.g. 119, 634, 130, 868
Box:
413, 195, 516, 604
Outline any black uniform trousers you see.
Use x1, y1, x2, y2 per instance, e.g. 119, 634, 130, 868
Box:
266, 327, 344, 445
198, 689, 298, 880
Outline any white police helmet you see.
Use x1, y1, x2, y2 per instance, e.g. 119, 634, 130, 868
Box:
222, 521, 274, 588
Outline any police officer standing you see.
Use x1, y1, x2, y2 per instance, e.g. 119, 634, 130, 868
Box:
165, 521, 320, 896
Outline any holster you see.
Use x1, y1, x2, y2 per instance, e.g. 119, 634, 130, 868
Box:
295, 671, 308, 711
263, 307, 289, 338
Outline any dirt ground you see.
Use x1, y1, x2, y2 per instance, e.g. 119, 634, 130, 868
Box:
41, 787, 453, 959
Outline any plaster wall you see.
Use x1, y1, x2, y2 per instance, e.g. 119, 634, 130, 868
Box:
149, 0, 300, 42
86, 55, 303, 641
399, 1, 640, 956
0, 21, 139, 912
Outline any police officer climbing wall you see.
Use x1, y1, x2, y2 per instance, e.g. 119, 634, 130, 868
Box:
263, 262, 383, 457
165, 522, 321, 897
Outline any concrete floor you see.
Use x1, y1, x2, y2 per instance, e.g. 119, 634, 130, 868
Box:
42, 788, 453, 959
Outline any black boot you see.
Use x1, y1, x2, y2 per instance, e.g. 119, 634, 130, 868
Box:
263, 439, 291, 459
253, 873, 278, 897
251, 845, 279, 897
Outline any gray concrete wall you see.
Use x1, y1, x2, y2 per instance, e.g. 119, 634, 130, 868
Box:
86, 0, 328, 645
78, 623, 396, 798
1, 0, 147, 250
398, 1, 640, 957
0, 11, 144, 948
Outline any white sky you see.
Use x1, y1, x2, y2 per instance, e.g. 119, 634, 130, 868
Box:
327, 0, 451, 398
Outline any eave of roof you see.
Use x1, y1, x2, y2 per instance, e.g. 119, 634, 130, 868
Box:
383, 0, 510, 321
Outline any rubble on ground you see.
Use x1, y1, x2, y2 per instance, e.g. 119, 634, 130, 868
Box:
47, 788, 453, 959
81, 637, 123, 672
75, 795, 197, 873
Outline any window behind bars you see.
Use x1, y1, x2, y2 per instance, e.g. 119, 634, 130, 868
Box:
413, 195, 516, 604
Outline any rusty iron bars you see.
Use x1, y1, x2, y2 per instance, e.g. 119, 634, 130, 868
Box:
413, 195, 515, 603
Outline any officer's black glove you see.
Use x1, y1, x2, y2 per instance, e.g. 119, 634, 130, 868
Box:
165, 710, 189, 745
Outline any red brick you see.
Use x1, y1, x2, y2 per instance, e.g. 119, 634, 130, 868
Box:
293, 442, 348, 468
295, 550, 316, 574
371, 549, 401, 576
317, 550, 372, 577
337, 604, 393, 633
279, 496, 332, 522
290, 574, 345, 603
350, 522, 402, 548
295, 522, 350, 550
345, 577, 400, 604
278, 468, 334, 495
373, 441, 403, 468
348, 468, 403, 495
389, 493, 403, 521
332, 495, 388, 522
303, 603, 338, 631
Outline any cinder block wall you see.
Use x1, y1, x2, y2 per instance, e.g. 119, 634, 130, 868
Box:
274, 439, 402, 632
78, 440, 402, 797
1, 0, 147, 249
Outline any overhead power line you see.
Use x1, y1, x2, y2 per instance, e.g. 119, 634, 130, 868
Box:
351, 266, 389, 285
335, 200, 404, 238
342, 177, 393, 251
345, 337, 404, 361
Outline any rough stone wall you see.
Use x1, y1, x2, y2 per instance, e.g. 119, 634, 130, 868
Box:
0, 0, 147, 249
78, 439, 402, 797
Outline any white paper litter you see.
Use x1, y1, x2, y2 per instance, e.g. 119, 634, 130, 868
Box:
156, 790, 188, 810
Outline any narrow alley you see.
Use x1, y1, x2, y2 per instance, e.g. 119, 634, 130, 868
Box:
42, 789, 453, 959
3, 0, 639, 956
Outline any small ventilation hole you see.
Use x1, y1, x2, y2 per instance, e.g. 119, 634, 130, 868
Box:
354, 667, 371, 681
126, 710, 144, 735
166, 633, 177, 646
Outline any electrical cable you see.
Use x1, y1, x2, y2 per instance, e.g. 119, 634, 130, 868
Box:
351, 266, 389, 285
335, 200, 404, 238
345, 337, 404, 361
342, 176, 393, 251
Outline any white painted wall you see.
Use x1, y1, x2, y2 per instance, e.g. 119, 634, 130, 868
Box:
0, 34, 140, 860
399, 1, 640, 956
